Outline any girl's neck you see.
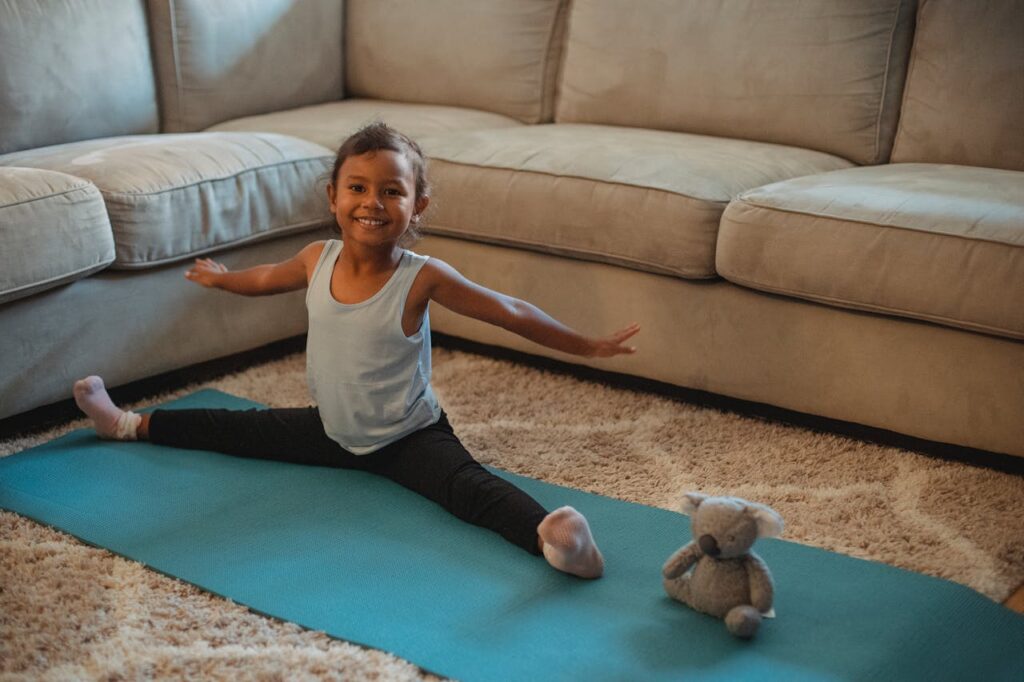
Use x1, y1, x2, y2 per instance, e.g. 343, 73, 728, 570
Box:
339, 240, 404, 275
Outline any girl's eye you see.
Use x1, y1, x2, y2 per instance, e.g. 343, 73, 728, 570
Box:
385, 188, 402, 196
348, 184, 364, 192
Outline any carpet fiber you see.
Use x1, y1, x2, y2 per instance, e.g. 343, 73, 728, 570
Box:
2, 349, 1023, 679
3, 389, 1023, 682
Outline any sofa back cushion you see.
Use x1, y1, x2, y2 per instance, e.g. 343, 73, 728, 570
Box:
556, 0, 916, 165
147, 0, 344, 132
0, 0, 159, 155
891, 0, 1024, 171
345, 0, 567, 124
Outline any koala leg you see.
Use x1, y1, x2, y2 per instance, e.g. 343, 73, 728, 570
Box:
725, 605, 762, 639
663, 575, 692, 604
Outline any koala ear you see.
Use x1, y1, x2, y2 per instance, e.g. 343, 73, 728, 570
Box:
747, 503, 784, 538
680, 492, 708, 515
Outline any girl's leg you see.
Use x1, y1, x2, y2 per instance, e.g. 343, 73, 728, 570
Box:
371, 412, 604, 578
74, 375, 350, 467
146, 406, 347, 467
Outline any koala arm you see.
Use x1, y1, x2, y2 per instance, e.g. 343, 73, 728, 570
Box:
662, 541, 702, 579
745, 552, 775, 612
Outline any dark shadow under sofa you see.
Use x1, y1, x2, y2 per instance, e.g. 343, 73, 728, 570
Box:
1, 0, 1021, 459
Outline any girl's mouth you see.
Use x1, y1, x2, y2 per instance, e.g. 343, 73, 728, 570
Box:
355, 217, 388, 227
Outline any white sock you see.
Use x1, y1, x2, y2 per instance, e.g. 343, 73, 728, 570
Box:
112, 410, 142, 441
73, 376, 141, 440
538, 506, 604, 579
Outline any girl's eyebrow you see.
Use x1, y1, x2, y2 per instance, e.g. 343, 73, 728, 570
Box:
343, 174, 407, 185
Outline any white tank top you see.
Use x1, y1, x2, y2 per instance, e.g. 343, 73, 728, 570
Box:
305, 240, 440, 454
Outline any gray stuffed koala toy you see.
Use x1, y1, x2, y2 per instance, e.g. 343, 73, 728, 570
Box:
662, 492, 784, 638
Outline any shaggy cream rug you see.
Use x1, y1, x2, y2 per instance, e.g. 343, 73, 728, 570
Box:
3, 348, 1023, 679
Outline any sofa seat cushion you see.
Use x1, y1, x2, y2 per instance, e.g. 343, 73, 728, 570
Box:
717, 164, 1024, 339
0, 168, 114, 304
207, 99, 523, 152
420, 124, 852, 278
0, 133, 332, 269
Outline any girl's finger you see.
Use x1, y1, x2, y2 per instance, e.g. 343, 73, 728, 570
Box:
613, 325, 640, 342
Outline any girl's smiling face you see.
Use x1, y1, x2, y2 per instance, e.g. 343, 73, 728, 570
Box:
328, 150, 429, 249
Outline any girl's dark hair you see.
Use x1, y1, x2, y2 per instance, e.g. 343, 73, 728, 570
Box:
330, 122, 430, 202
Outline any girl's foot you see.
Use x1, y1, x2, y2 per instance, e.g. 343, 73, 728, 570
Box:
538, 506, 604, 579
73, 376, 141, 440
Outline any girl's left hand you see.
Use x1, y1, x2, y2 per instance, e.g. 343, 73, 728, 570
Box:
587, 323, 641, 357
185, 258, 228, 287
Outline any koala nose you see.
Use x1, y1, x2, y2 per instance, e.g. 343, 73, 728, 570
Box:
698, 534, 720, 557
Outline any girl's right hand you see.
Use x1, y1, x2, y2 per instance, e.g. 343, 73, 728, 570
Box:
585, 322, 641, 357
185, 258, 228, 288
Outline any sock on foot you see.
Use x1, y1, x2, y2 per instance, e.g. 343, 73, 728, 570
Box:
73, 376, 141, 440
538, 506, 604, 579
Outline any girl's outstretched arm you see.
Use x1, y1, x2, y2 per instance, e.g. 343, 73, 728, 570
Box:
185, 241, 325, 296
422, 259, 639, 358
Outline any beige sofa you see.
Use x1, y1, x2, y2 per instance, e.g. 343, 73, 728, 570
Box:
1, 0, 1021, 459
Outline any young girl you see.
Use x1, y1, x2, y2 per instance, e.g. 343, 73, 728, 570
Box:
73, 123, 640, 579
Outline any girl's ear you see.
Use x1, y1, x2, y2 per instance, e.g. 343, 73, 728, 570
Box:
326, 183, 337, 213
415, 195, 430, 218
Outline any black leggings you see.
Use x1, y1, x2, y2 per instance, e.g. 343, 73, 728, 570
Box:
147, 407, 548, 555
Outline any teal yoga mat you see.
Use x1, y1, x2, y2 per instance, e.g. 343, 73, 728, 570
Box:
2, 390, 1022, 680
